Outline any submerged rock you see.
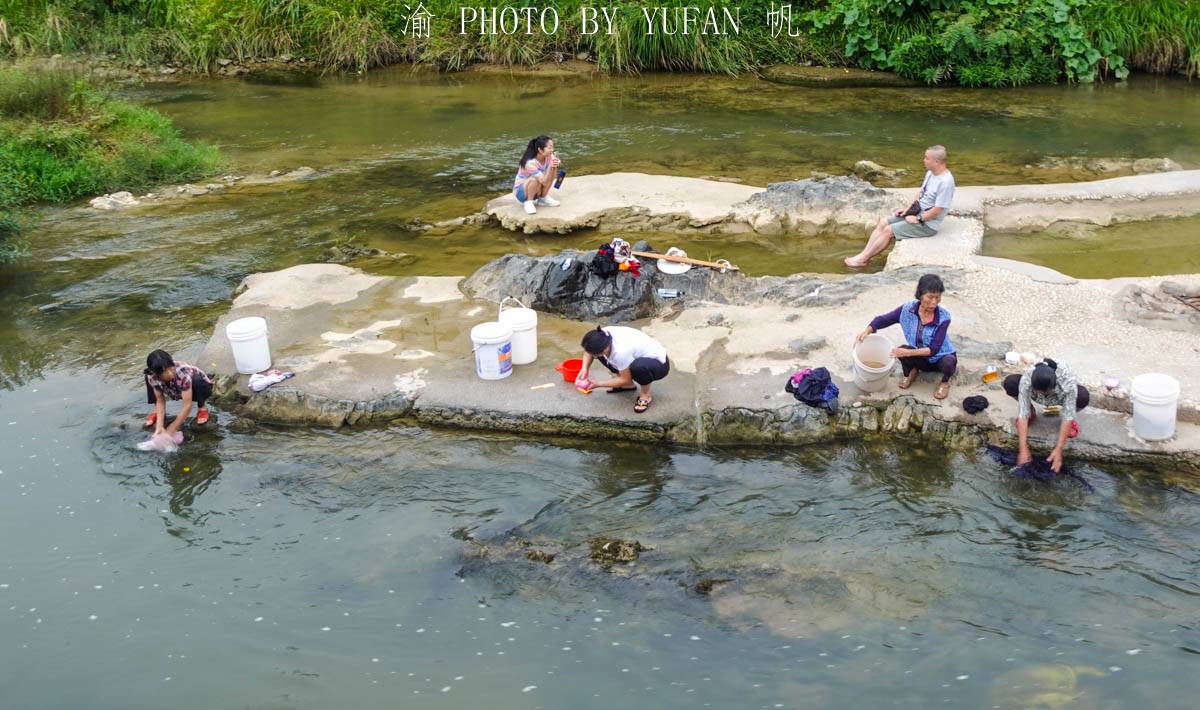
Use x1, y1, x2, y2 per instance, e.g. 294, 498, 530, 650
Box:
1037, 155, 1182, 178
988, 664, 1106, 710
760, 65, 918, 88
853, 160, 907, 185
89, 191, 139, 210
322, 243, 414, 266
588, 537, 645, 566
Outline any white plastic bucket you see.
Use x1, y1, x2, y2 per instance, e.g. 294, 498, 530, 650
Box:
225, 316, 271, 374
852, 334, 895, 392
1131, 373, 1180, 441
498, 297, 538, 365
471, 322, 513, 381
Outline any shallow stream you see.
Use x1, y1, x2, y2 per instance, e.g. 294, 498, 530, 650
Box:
3, 69, 1200, 708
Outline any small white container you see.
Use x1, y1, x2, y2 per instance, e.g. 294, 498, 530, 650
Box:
471, 322, 514, 381
1130, 373, 1181, 441
1005, 351, 1021, 366
498, 297, 538, 365
225, 316, 271, 374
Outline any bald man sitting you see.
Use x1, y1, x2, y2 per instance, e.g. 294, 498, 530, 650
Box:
845, 145, 956, 269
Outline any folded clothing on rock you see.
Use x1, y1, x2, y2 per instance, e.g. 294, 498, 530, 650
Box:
248, 369, 295, 392
785, 366, 839, 415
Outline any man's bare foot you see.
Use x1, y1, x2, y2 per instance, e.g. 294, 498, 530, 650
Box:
844, 256, 868, 268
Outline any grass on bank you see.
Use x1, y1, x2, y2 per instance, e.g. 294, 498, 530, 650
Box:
0, 64, 221, 263
1, 1, 1198, 82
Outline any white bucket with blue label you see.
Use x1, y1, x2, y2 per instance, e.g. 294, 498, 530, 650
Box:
471, 321, 513, 381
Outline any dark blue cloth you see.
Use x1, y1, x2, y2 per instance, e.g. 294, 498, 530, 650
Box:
986, 445, 1094, 491
785, 367, 840, 415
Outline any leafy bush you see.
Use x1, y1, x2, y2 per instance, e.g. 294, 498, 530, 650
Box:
0, 65, 221, 262
0, 1, 1197, 82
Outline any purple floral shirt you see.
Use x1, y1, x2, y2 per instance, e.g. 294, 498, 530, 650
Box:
147, 362, 211, 401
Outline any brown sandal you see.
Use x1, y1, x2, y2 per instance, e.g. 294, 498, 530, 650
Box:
634, 397, 652, 413
934, 382, 950, 400
897, 372, 918, 390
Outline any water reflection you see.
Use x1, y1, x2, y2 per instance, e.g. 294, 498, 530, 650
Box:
0, 377, 1193, 708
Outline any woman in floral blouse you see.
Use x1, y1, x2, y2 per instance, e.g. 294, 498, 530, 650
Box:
143, 349, 213, 433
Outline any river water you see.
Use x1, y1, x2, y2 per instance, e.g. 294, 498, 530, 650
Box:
2, 70, 1200, 708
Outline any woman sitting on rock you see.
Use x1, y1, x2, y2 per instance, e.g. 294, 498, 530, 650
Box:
1003, 359, 1089, 473
576, 326, 670, 413
856, 274, 957, 400
514, 135, 561, 216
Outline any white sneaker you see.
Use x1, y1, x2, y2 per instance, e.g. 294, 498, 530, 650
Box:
523, 200, 537, 215
536, 196, 560, 207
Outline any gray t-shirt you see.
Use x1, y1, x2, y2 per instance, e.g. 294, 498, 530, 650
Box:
918, 169, 955, 231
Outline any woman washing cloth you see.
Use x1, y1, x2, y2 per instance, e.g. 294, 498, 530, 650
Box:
576, 326, 670, 413
143, 349, 213, 434
856, 274, 957, 400
514, 135, 562, 215
1003, 358, 1090, 474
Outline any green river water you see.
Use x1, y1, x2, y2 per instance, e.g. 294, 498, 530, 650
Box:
2, 70, 1200, 708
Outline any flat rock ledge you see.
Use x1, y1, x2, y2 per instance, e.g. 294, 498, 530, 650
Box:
198, 263, 1200, 474
487, 170, 1200, 235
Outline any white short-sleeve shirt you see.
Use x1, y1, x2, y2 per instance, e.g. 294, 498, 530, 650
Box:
602, 326, 668, 371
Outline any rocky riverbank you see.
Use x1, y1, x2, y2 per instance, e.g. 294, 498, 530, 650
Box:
485, 170, 1200, 236
195, 259, 1200, 472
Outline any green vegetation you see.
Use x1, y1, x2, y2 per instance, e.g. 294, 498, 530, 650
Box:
0, 63, 220, 262
0, 1, 1197, 83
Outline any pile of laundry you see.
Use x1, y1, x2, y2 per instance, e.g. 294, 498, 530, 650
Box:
785, 367, 840, 415
590, 237, 641, 278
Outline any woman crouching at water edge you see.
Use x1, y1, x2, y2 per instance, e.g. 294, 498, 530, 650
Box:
856, 274, 957, 400
514, 135, 562, 216
1004, 359, 1089, 473
144, 349, 213, 433
576, 326, 670, 414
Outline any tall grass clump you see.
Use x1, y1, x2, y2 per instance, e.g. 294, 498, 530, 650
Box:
0, 65, 221, 262
1, 1, 1198, 82
1084, 0, 1200, 77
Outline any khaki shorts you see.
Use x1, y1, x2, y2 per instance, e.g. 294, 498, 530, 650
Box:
888, 215, 938, 240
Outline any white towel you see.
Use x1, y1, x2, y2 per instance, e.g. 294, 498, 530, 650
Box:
137, 431, 183, 452
248, 369, 295, 392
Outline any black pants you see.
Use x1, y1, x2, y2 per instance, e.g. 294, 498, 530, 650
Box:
899, 354, 958, 383
629, 357, 670, 386
146, 376, 212, 408
1002, 374, 1090, 410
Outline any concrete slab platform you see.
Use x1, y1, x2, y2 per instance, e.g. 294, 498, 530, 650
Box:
200, 263, 1200, 473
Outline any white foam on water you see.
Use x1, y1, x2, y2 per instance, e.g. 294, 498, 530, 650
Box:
521, 685, 537, 692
